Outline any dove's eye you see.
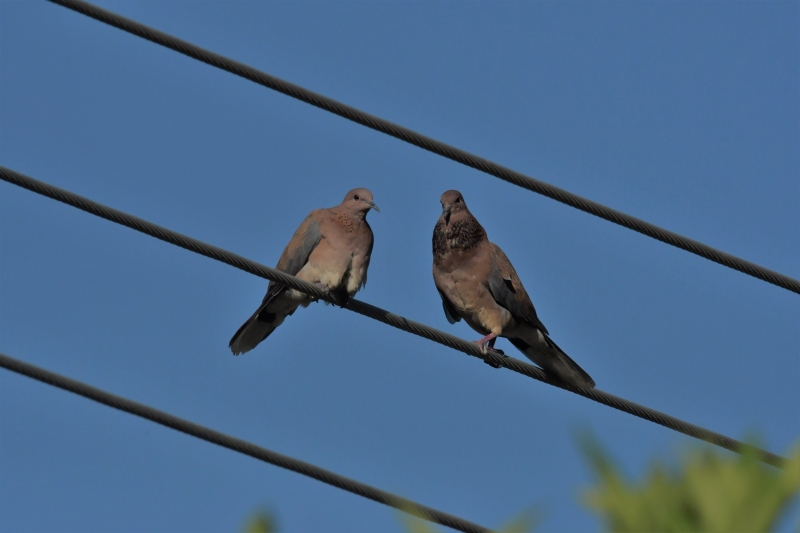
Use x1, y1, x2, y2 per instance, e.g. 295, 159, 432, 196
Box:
354, 194, 360, 200
456, 197, 462, 203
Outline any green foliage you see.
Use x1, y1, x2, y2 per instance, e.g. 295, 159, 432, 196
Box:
398, 513, 441, 533
244, 436, 800, 533
579, 433, 800, 533
242, 510, 277, 533
397, 505, 540, 533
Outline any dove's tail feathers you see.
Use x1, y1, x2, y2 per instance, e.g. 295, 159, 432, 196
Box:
508, 336, 596, 389
228, 306, 287, 355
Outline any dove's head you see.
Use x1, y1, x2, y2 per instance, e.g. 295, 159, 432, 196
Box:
341, 188, 379, 218
440, 190, 468, 225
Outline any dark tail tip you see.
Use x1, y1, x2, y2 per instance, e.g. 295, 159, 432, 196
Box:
508, 338, 595, 389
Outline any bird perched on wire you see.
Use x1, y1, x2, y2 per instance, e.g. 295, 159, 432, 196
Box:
229, 188, 379, 355
432, 190, 595, 388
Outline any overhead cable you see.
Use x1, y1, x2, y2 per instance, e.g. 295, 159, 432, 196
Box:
0, 166, 785, 468
45, 0, 800, 295
0, 353, 491, 533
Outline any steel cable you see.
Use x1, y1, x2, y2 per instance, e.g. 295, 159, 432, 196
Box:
44, 0, 800, 295
0, 165, 785, 468
0, 353, 492, 533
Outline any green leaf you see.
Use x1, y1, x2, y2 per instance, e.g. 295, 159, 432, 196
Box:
579, 431, 800, 533
243, 510, 277, 533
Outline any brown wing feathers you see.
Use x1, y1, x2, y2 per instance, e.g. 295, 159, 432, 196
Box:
432, 190, 594, 388
229, 188, 377, 355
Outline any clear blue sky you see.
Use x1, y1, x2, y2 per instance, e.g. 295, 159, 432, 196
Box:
1, 1, 798, 531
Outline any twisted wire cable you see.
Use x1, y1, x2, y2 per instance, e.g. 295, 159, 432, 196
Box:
0, 353, 491, 533
44, 0, 800, 295
1, 166, 785, 468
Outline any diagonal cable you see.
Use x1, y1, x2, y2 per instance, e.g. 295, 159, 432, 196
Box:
0, 165, 786, 468
0, 353, 492, 533
43, 0, 800, 295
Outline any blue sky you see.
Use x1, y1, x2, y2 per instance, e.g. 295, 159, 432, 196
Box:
1, 1, 798, 532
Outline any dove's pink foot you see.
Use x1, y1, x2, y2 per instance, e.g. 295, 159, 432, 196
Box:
473, 333, 498, 354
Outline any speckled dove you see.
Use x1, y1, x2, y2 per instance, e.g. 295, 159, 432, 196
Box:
432, 190, 595, 388
229, 188, 379, 355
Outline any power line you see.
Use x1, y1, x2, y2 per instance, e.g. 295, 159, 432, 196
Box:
0, 165, 786, 468
0, 353, 492, 533
46, 0, 800, 295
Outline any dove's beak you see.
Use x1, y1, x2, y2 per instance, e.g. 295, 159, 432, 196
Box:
442, 204, 452, 224
364, 200, 380, 213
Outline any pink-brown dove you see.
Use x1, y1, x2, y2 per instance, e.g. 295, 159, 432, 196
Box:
229, 188, 378, 355
432, 190, 595, 388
